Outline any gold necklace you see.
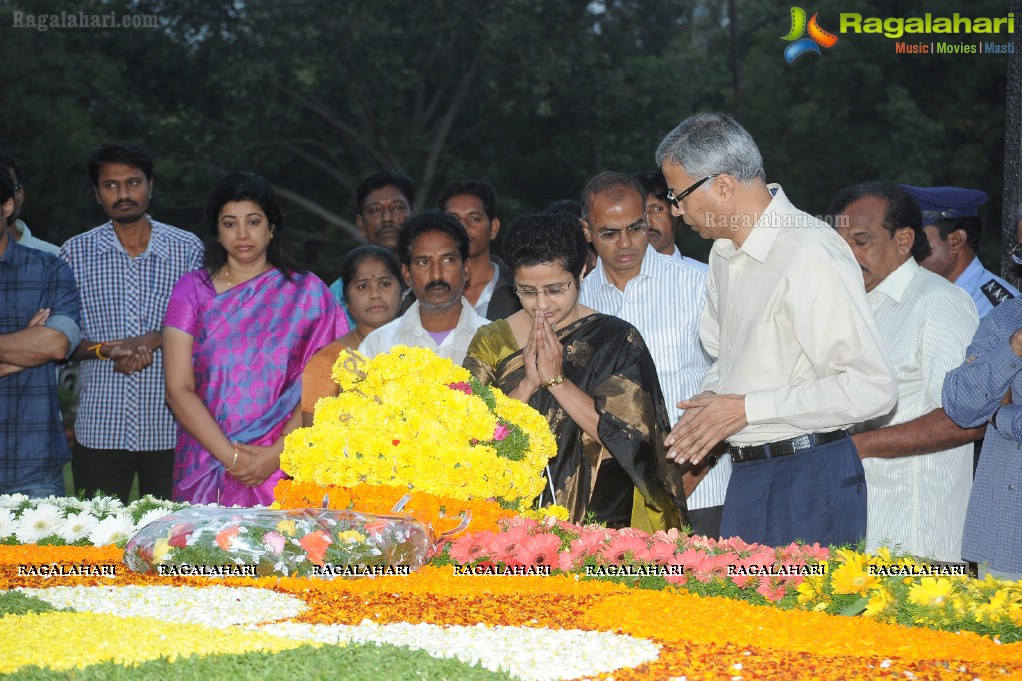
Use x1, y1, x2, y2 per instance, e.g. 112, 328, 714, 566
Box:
353, 327, 364, 344
220, 267, 232, 288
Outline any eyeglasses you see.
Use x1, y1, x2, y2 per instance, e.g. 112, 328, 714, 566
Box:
594, 222, 648, 243
1011, 243, 1022, 266
666, 173, 720, 208
513, 280, 573, 299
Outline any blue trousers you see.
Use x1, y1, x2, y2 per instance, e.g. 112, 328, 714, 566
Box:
720, 437, 866, 547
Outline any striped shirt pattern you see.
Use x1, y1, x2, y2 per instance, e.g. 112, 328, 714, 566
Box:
855, 259, 979, 562
60, 220, 204, 451
579, 246, 729, 510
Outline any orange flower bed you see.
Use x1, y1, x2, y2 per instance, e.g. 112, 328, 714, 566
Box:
4, 545, 1022, 680
272, 480, 517, 534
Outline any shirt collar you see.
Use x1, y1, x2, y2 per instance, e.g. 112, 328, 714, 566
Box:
594, 244, 659, 289
401, 297, 476, 336
712, 183, 790, 263
954, 255, 984, 287
96, 218, 171, 261
870, 257, 917, 304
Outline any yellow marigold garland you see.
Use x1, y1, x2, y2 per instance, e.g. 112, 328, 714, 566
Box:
280, 346, 557, 510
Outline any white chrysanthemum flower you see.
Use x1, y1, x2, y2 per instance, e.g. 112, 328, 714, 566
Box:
87, 513, 136, 546
58, 512, 100, 543
55, 497, 87, 513
14, 504, 64, 543
133, 508, 171, 532
86, 495, 124, 517
0, 508, 17, 539
0, 493, 29, 510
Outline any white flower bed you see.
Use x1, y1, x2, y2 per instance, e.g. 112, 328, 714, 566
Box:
0, 494, 253, 547
257, 620, 660, 681
18, 585, 307, 627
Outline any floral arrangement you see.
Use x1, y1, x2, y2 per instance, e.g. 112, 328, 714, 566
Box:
280, 346, 558, 510
5, 543, 1022, 680
444, 518, 1022, 643
0, 494, 187, 547
272, 481, 521, 535
123, 507, 435, 578
797, 546, 1022, 641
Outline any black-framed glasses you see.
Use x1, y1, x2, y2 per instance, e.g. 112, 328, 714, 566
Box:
666, 173, 720, 208
1010, 243, 1022, 266
513, 280, 574, 299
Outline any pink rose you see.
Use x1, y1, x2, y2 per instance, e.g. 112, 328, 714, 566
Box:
263, 531, 286, 556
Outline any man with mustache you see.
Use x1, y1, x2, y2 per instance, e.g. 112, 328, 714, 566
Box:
358, 210, 486, 364
829, 181, 982, 562
576, 172, 723, 538
59, 142, 203, 503
633, 170, 707, 272
329, 171, 415, 309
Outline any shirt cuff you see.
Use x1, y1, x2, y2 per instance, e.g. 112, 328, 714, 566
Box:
744, 390, 775, 425
44, 314, 81, 360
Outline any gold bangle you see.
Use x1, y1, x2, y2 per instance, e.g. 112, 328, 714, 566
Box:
225, 445, 239, 471
541, 373, 565, 389
89, 343, 109, 360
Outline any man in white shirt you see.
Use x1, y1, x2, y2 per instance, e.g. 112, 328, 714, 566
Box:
577, 171, 724, 538
360, 210, 486, 364
656, 112, 897, 547
830, 181, 984, 561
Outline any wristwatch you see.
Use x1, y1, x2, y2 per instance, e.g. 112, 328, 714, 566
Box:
541, 373, 565, 389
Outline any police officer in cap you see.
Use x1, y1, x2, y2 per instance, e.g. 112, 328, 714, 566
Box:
907, 184, 1018, 318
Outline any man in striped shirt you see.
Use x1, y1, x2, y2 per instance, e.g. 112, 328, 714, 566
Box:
60, 143, 203, 503
577, 171, 725, 538
830, 181, 984, 561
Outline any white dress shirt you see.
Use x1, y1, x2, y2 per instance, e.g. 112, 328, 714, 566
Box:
579, 246, 728, 510
359, 298, 487, 365
701, 185, 897, 445
669, 244, 709, 273
855, 258, 979, 561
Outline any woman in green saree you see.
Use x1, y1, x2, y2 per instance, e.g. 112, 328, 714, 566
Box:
464, 212, 686, 530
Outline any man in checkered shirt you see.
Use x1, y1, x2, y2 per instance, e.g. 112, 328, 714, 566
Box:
60, 143, 203, 503
0, 164, 81, 497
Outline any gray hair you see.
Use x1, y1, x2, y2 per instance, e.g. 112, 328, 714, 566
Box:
655, 112, 765, 183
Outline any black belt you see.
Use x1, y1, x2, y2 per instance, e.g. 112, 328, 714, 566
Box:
728, 430, 847, 463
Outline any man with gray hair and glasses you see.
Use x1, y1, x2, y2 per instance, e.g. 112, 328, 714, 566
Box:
657, 112, 896, 547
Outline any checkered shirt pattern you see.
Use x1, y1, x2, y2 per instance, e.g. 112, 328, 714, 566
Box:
60, 220, 204, 450
0, 239, 81, 485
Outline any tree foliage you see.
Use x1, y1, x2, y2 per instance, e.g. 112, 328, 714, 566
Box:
1, 0, 1010, 276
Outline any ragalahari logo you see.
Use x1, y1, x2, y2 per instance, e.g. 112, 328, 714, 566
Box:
782, 7, 839, 62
